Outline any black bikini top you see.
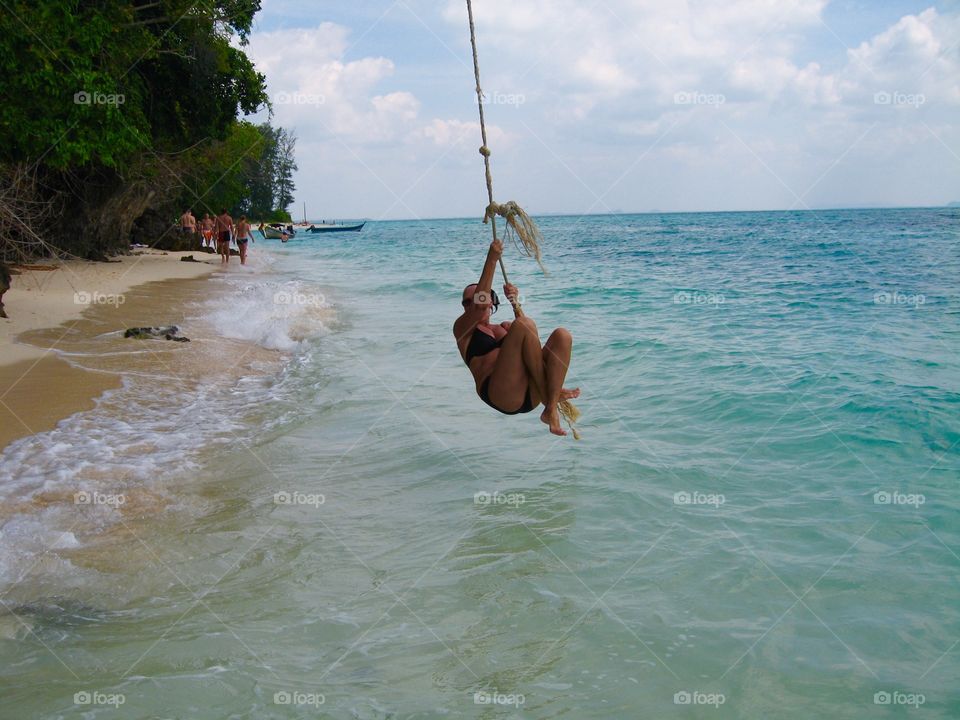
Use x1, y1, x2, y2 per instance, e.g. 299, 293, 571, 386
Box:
464, 327, 501, 365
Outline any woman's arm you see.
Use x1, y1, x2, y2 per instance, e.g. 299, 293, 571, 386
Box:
475, 239, 502, 299
503, 282, 524, 319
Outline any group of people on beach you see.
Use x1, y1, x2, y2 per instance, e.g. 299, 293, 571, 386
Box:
179, 209, 254, 265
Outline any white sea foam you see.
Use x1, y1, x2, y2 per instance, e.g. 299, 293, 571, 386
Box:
0, 247, 333, 599
200, 253, 335, 351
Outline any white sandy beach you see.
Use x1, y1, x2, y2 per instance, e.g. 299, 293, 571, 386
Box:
0, 250, 219, 450
1, 249, 217, 367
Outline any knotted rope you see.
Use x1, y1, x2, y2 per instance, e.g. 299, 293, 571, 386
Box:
465, 0, 580, 438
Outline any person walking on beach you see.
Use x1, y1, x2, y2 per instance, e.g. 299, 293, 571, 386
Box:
180, 209, 196, 243
235, 215, 254, 265
214, 208, 233, 264
201, 213, 215, 249
454, 239, 579, 436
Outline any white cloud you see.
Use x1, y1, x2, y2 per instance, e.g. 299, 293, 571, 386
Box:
421, 118, 507, 148
247, 24, 421, 144
840, 7, 960, 108
243, 3, 960, 217
435, 1, 959, 211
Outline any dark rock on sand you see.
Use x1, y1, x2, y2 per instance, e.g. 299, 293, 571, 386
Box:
180, 255, 199, 262
124, 326, 190, 342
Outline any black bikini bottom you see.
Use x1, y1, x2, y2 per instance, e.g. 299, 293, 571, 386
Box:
479, 376, 534, 415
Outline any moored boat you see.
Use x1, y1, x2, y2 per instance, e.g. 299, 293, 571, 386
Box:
259, 223, 296, 239
307, 222, 365, 233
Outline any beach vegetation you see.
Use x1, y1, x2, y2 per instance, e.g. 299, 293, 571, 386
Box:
0, 0, 295, 261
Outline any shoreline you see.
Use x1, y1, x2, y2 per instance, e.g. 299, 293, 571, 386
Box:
0, 250, 219, 451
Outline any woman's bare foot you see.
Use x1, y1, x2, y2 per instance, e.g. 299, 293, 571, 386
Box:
540, 404, 567, 436
559, 388, 580, 401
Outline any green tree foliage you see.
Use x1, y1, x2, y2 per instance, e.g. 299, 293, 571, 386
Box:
0, 0, 297, 258
0, 0, 267, 169
176, 121, 297, 221
273, 127, 298, 212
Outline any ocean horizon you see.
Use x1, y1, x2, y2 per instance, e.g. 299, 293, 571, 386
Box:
363, 204, 960, 223
1, 207, 957, 718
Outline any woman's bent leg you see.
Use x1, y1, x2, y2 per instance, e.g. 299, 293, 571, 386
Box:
486, 317, 546, 411
540, 328, 574, 435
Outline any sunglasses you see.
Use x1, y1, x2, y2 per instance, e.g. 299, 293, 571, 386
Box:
462, 289, 500, 312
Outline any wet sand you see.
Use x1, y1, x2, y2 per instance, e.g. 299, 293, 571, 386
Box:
0, 250, 219, 451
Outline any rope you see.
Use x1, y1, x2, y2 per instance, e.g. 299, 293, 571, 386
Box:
466, 3, 502, 261
466, 0, 547, 295
464, 0, 580, 439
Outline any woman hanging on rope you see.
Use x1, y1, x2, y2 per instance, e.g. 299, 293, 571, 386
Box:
454, 238, 580, 436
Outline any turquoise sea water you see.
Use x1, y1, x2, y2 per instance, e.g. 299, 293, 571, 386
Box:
1, 208, 958, 718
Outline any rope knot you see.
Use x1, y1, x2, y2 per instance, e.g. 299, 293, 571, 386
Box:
478, 146, 491, 157
482, 200, 546, 274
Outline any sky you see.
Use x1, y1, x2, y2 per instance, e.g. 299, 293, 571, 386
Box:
242, 0, 960, 220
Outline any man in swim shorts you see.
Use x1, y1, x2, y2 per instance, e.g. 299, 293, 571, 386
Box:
180, 208, 196, 245
214, 208, 233, 264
